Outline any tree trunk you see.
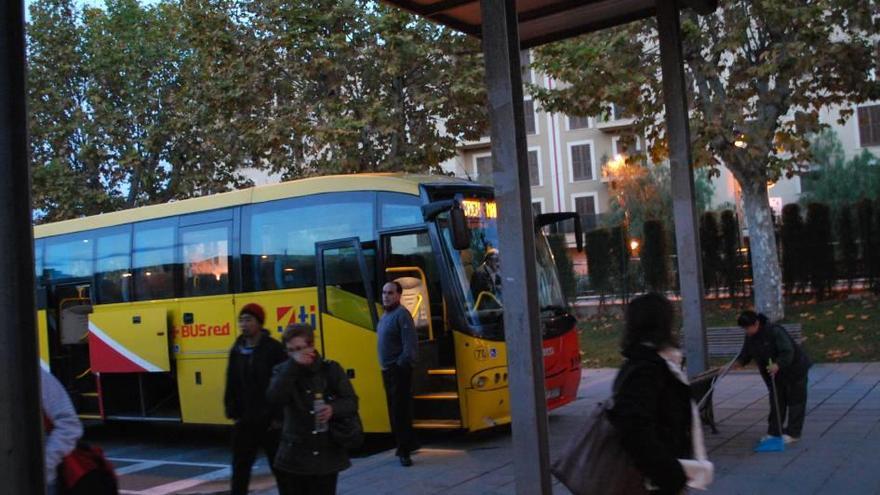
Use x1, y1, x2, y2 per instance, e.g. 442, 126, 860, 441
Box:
740, 181, 784, 321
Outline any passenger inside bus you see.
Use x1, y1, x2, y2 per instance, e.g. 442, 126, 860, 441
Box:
469, 248, 502, 309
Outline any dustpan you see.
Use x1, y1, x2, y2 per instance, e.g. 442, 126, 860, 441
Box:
754, 435, 785, 452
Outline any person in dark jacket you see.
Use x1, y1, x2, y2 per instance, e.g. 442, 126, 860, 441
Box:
607, 293, 695, 495
378, 281, 419, 467
268, 323, 358, 495
470, 247, 501, 307
736, 311, 812, 443
224, 303, 287, 495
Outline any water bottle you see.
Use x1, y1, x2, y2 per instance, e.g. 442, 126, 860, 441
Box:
314, 393, 329, 433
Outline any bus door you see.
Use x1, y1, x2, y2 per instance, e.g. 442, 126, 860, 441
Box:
315, 238, 388, 433
46, 281, 101, 419
380, 228, 461, 429
173, 219, 235, 424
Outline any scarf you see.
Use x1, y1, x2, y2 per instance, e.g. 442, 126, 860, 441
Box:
657, 347, 714, 491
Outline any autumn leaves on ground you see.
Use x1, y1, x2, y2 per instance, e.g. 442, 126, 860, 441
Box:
577, 292, 880, 368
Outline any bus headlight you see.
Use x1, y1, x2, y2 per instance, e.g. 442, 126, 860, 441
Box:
470, 366, 507, 390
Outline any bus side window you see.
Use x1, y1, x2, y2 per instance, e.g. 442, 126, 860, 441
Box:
45, 233, 94, 282
242, 193, 375, 293
95, 226, 132, 304
180, 223, 231, 297
133, 218, 177, 301
379, 192, 422, 229
384, 231, 443, 341
34, 239, 44, 288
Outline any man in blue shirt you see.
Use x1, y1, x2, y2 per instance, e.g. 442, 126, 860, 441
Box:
377, 281, 419, 466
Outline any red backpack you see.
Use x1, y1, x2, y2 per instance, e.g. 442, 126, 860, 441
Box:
43, 414, 118, 495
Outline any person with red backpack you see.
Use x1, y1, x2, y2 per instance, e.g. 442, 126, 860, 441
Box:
41, 367, 83, 495
42, 369, 118, 495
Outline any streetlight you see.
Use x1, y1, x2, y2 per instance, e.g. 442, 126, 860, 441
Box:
603, 153, 627, 183
603, 153, 633, 302
630, 238, 640, 254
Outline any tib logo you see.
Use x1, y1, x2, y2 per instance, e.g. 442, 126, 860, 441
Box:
276, 305, 317, 333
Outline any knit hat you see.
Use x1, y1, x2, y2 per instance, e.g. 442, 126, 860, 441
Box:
239, 303, 265, 324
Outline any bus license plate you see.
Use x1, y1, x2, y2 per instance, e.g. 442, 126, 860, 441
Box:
546, 388, 561, 400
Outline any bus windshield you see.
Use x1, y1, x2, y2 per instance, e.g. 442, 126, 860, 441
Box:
438, 196, 566, 340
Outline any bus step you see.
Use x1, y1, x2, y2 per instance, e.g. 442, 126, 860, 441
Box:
78, 414, 102, 420
414, 396, 460, 419
413, 419, 462, 430
427, 368, 456, 376
413, 392, 458, 400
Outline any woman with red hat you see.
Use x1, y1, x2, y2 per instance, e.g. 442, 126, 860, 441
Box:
224, 303, 287, 494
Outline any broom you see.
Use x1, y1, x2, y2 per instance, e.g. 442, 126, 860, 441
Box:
754, 359, 785, 453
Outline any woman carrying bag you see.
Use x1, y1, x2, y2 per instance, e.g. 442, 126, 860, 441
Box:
553, 293, 712, 495
267, 323, 360, 495
608, 293, 713, 494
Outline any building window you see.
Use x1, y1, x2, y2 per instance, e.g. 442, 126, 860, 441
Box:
612, 135, 642, 156
574, 195, 598, 231
520, 49, 532, 85
475, 155, 493, 184
528, 149, 541, 186
570, 143, 594, 181
524, 100, 536, 135
568, 115, 591, 130
858, 104, 880, 147
532, 201, 543, 216
597, 103, 630, 123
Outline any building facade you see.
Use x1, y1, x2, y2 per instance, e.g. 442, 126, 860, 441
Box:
441, 52, 880, 274
708, 102, 880, 215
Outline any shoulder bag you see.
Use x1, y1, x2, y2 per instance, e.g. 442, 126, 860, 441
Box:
551, 399, 648, 495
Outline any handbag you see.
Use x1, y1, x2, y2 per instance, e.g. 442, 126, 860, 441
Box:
329, 411, 364, 450
550, 399, 648, 495
318, 360, 365, 450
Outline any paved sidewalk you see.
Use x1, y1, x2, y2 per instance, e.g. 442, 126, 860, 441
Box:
192, 363, 880, 495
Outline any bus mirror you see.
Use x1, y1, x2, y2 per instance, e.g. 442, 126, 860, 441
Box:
450, 206, 471, 250
422, 198, 470, 250
421, 199, 456, 222
535, 213, 583, 252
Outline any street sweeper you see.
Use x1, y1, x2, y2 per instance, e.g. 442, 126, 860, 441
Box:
735, 311, 812, 450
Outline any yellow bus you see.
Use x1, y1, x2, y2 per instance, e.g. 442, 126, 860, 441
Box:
34, 174, 582, 433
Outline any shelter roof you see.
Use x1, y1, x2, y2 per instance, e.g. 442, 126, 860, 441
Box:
381, 0, 717, 47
